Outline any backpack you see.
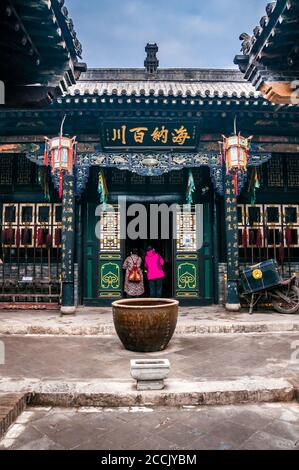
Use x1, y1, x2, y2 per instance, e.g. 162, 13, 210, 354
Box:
128, 256, 141, 282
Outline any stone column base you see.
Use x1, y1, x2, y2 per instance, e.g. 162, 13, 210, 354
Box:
225, 303, 241, 312
60, 306, 76, 315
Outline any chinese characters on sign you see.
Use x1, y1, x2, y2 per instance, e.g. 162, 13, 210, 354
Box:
61, 175, 75, 283
106, 123, 196, 148
225, 175, 239, 280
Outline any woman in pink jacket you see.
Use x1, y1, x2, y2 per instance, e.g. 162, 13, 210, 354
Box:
144, 246, 165, 298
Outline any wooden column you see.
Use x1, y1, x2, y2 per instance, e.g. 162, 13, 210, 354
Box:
224, 174, 241, 311
61, 174, 76, 315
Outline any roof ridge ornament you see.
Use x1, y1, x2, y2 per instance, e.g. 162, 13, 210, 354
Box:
144, 43, 159, 75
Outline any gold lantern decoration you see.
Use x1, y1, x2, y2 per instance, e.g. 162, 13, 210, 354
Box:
44, 117, 77, 197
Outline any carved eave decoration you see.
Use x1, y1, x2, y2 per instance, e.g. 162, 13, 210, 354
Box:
234, 0, 299, 105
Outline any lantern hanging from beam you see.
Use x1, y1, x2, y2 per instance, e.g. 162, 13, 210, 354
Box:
220, 133, 252, 195
44, 116, 77, 198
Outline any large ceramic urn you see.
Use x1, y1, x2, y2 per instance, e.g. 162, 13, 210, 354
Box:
112, 298, 179, 352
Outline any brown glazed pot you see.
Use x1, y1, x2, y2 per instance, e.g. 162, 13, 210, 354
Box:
112, 298, 179, 352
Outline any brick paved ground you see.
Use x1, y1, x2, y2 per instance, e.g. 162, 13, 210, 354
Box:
1, 333, 299, 382
1, 403, 299, 450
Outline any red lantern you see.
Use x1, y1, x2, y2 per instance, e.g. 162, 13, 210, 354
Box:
221, 134, 252, 195
44, 134, 77, 198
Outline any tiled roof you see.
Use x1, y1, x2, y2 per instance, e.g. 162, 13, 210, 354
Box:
237, 0, 299, 58
53, 0, 83, 59
67, 69, 261, 99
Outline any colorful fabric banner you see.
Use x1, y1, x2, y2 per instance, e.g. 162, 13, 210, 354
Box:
98, 170, 108, 205
186, 169, 196, 204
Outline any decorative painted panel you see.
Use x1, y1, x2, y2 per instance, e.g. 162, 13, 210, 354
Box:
99, 254, 122, 298
176, 257, 199, 298
174, 205, 201, 299
98, 205, 122, 299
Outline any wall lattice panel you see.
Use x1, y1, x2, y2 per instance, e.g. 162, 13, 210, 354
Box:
99, 206, 121, 252
169, 171, 184, 186
111, 170, 127, 185
149, 175, 165, 185
0, 156, 13, 185
130, 174, 146, 185
1, 203, 62, 248
16, 156, 32, 185
238, 204, 299, 263
287, 157, 299, 188
176, 206, 197, 252
267, 156, 284, 187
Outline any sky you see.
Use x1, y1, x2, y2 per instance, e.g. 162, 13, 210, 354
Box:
66, 0, 267, 69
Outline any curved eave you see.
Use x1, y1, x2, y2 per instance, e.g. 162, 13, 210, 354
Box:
234, 0, 299, 105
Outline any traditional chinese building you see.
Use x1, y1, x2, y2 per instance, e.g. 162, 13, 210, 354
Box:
0, 2, 299, 312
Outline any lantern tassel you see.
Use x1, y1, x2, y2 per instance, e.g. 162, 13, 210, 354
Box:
59, 171, 63, 199
233, 172, 239, 196
44, 138, 49, 166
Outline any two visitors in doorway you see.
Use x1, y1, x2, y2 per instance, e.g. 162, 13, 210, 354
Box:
123, 246, 165, 298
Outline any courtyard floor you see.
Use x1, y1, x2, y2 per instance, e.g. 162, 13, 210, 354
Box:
1, 403, 299, 450
1, 307, 299, 450
0, 333, 299, 384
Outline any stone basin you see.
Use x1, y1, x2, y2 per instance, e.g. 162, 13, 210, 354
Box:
112, 298, 179, 352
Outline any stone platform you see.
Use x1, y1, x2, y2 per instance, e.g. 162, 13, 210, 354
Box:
0, 333, 298, 407
1, 305, 299, 336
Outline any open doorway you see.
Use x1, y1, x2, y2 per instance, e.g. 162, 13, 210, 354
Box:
125, 203, 173, 298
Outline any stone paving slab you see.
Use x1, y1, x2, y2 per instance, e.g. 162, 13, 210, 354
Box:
0, 306, 299, 336
1, 334, 299, 383
1, 403, 299, 450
